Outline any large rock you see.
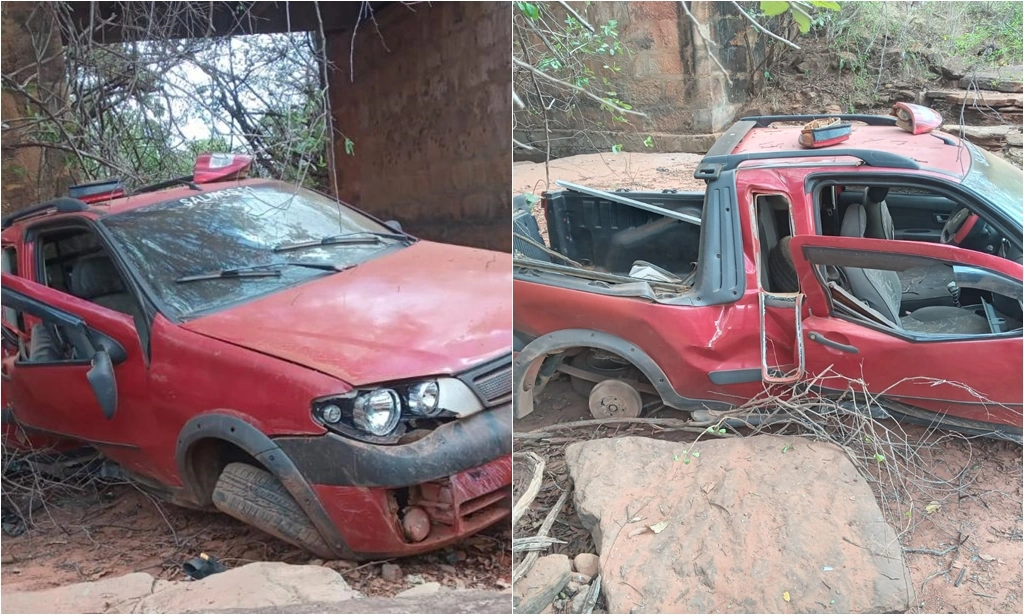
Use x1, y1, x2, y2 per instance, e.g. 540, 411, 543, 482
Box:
0, 572, 156, 614
958, 66, 1024, 93
565, 436, 914, 614
1, 562, 361, 614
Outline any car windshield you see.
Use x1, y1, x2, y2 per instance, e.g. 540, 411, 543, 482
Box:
101, 181, 405, 318
961, 141, 1024, 229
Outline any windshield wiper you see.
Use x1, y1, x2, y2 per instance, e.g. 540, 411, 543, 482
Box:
273, 231, 409, 253
175, 261, 345, 283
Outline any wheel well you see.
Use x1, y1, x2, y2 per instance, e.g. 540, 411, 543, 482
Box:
514, 328, 729, 418
186, 438, 265, 507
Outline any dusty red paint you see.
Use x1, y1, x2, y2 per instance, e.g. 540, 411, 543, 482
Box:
735, 125, 972, 178
184, 241, 512, 386
312, 455, 511, 557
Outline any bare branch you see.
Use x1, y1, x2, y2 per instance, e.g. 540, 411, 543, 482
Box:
556, 1, 594, 32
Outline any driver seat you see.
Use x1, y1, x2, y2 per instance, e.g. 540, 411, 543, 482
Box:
839, 204, 990, 335
861, 187, 957, 310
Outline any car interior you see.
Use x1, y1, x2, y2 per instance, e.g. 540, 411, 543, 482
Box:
40, 229, 141, 320
759, 184, 1023, 336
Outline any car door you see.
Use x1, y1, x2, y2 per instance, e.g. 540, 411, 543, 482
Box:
1, 272, 153, 456
788, 235, 1023, 436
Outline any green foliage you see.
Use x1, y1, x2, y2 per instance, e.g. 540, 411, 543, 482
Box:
514, 1, 635, 154
759, 1, 840, 34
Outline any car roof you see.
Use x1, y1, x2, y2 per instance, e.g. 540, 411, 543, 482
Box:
97, 177, 273, 216
732, 122, 972, 178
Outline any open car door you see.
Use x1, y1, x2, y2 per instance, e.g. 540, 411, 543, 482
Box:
788, 235, 1022, 440
1, 272, 146, 448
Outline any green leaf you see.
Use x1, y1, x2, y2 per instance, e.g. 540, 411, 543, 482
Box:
517, 2, 540, 20
806, 0, 841, 10
643, 135, 654, 148
691, 451, 700, 458
717, 428, 727, 434
792, 8, 811, 33
782, 444, 793, 453
611, 144, 623, 154
873, 452, 886, 463
344, 138, 355, 156
760, 1, 791, 17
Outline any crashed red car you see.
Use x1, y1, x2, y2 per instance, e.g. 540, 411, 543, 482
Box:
1, 155, 512, 558
513, 110, 1023, 442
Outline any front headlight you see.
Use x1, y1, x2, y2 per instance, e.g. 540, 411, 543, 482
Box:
352, 389, 401, 436
312, 377, 486, 443
407, 381, 440, 416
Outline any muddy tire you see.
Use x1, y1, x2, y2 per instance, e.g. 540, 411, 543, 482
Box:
212, 462, 334, 558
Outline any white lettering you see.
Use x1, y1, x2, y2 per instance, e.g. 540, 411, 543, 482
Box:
178, 185, 256, 207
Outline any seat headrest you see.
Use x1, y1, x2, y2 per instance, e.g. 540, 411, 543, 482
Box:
841, 203, 868, 238
70, 255, 126, 299
866, 186, 889, 203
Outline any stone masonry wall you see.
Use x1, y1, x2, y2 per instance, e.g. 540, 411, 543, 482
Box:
514, 1, 758, 158
327, 3, 512, 252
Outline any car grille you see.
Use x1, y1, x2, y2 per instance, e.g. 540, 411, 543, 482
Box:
459, 355, 513, 407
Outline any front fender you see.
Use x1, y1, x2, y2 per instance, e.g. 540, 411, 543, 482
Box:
175, 412, 353, 558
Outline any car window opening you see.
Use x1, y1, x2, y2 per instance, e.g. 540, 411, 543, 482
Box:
38, 228, 143, 324
756, 194, 798, 294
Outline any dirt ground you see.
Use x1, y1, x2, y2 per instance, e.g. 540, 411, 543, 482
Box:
0, 482, 512, 598
513, 154, 1022, 614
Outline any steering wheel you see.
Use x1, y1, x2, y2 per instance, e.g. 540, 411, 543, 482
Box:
940, 207, 979, 245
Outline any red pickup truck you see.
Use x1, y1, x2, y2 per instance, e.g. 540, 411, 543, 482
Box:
1, 154, 512, 558
513, 113, 1023, 441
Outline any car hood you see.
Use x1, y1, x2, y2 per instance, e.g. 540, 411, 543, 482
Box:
181, 241, 511, 386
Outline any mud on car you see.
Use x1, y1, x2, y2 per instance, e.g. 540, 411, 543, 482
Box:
1, 154, 513, 558
513, 110, 1023, 442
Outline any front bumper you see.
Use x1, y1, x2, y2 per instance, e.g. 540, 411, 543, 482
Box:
274, 403, 512, 558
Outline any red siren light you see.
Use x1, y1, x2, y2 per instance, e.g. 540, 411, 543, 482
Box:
891, 102, 943, 135
193, 153, 253, 184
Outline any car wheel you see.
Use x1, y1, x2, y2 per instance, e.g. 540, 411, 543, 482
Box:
212, 462, 334, 558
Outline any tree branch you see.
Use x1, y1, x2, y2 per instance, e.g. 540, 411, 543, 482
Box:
679, 1, 733, 86
512, 57, 647, 118
730, 0, 801, 50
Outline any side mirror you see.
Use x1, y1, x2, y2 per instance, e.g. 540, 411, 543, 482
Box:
86, 349, 118, 419
385, 220, 403, 233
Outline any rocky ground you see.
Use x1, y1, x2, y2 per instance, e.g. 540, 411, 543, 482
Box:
513, 375, 1023, 614
0, 479, 511, 607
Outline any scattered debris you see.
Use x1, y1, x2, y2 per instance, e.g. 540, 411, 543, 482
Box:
182, 553, 226, 580
381, 563, 403, 583
513, 554, 571, 614
572, 553, 599, 579
394, 581, 442, 598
